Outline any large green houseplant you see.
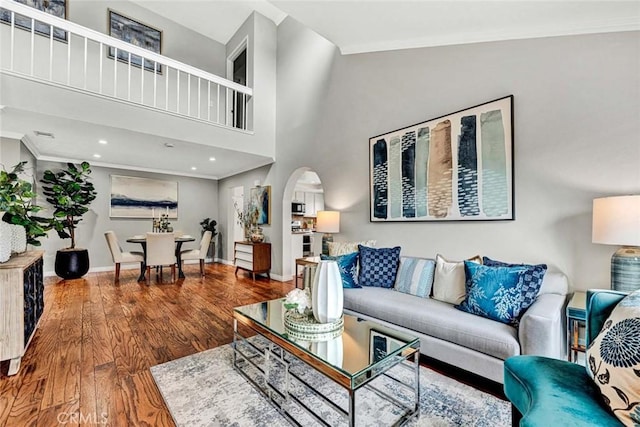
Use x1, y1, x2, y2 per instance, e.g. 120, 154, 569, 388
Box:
0, 161, 49, 246
41, 162, 97, 279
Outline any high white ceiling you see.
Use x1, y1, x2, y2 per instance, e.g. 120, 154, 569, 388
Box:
3, 1, 638, 179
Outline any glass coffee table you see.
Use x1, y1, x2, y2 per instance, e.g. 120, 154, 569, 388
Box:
233, 299, 420, 426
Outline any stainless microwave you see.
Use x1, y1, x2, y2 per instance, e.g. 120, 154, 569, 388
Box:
292, 202, 305, 214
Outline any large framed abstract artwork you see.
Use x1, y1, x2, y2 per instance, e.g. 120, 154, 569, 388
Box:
108, 10, 162, 73
0, 0, 68, 42
250, 185, 271, 225
110, 175, 177, 218
369, 95, 514, 222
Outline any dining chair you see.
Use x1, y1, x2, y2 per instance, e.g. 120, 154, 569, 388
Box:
104, 231, 144, 280
180, 231, 212, 277
146, 232, 176, 283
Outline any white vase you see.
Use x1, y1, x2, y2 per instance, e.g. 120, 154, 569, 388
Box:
0, 220, 11, 262
10, 224, 27, 253
311, 260, 343, 323
311, 335, 343, 368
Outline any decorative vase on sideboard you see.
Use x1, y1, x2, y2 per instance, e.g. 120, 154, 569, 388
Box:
311, 260, 343, 323
0, 220, 11, 263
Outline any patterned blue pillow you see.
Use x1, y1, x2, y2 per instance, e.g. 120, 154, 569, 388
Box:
456, 261, 539, 325
394, 257, 436, 298
358, 245, 401, 288
482, 257, 547, 313
320, 252, 361, 288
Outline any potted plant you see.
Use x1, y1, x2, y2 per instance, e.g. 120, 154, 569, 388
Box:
40, 162, 97, 279
0, 162, 50, 259
199, 217, 218, 258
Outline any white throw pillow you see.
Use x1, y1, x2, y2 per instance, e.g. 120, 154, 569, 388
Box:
327, 240, 376, 256
586, 289, 640, 426
432, 254, 481, 304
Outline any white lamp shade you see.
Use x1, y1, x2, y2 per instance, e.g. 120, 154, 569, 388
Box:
592, 195, 640, 246
316, 211, 340, 233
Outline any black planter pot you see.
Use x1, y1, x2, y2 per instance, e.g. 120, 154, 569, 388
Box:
55, 248, 90, 279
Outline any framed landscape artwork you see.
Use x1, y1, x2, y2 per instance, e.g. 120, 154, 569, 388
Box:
108, 10, 162, 73
0, 0, 67, 41
110, 175, 177, 218
369, 95, 514, 222
250, 185, 271, 225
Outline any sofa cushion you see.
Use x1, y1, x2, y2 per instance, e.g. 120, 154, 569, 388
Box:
358, 245, 401, 288
321, 252, 361, 288
482, 257, 547, 308
586, 289, 640, 426
394, 256, 435, 298
328, 240, 376, 256
432, 254, 481, 304
344, 287, 520, 360
457, 262, 541, 325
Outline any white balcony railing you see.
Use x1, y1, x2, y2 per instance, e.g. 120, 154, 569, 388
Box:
0, 0, 252, 130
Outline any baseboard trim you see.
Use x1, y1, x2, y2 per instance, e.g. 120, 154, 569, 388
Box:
44, 259, 219, 278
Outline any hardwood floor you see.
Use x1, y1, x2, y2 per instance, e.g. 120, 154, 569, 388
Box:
0, 263, 294, 426
0, 262, 504, 426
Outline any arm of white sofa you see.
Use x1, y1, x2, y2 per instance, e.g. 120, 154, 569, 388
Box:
518, 293, 566, 359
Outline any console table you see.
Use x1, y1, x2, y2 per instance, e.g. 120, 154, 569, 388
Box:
234, 241, 271, 280
0, 251, 45, 375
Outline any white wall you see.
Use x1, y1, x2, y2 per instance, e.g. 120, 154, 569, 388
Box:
220, 18, 640, 291
35, 160, 218, 274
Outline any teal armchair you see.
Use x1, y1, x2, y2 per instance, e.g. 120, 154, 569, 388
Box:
503, 289, 627, 427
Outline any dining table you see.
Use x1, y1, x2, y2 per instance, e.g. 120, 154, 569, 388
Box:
126, 235, 196, 281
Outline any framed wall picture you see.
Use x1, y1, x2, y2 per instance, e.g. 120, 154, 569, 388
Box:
108, 10, 162, 73
250, 185, 271, 225
370, 95, 514, 222
0, 0, 67, 41
110, 175, 177, 218
369, 329, 407, 364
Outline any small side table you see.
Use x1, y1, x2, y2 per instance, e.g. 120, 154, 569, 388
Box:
566, 291, 586, 363
294, 256, 319, 288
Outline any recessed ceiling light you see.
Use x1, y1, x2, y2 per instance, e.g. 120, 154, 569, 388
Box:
191, 166, 197, 170
93, 154, 101, 158
209, 157, 216, 161
98, 139, 108, 144
34, 130, 55, 138
164, 143, 175, 148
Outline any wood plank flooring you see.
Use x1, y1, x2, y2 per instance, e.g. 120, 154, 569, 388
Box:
0, 263, 294, 426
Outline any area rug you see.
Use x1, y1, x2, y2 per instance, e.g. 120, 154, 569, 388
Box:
150, 339, 510, 427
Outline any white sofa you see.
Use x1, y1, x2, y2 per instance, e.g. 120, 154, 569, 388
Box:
341, 271, 569, 384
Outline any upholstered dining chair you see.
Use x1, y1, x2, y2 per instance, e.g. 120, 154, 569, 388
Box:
104, 231, 144, 280
180, 231, 212, 277
146, 232, 176, 283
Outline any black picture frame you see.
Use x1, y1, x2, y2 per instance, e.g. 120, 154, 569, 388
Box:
0, 0, 68, 42
369, 95, 514, 222
107, 10, 162, 74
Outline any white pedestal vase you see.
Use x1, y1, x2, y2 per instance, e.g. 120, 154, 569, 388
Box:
0, 220, 11, 262
10, 224, 27, 253
311, 260, 343, 323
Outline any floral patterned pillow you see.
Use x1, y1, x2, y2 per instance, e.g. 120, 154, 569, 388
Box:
586, 289, 640, 426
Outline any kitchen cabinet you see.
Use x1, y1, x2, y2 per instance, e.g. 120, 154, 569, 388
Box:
314, 193, 325, 213
302, 192, 325, 217
0, 251, 44, 376
234, 242, 271, 280
293, 192, 305, 203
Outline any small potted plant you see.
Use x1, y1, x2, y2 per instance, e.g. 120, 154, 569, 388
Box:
199, 217, 218, 258
41, 162, 97, 279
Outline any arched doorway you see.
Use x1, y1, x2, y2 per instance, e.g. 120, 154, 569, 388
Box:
281, 168, 324, 281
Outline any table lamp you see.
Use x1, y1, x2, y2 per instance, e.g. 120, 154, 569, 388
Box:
592, 195, 640, 292
316, 210, 340, 256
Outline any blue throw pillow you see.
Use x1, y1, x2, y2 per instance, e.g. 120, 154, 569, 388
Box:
358, 245, 401, 288
482, 257, 547, 312
320, 252, 361, 288
456, 261, 541, 325
394, 257, 436, 298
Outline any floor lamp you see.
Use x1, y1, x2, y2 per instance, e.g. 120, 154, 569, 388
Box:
316, 211, 340, 256
592, 195, 640, 292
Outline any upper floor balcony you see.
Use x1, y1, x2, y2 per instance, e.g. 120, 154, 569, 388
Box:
0, 0, 276, 178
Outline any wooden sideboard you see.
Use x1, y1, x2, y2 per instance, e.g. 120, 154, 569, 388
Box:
0, 251, 44, 376
234, 241, 271, 280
